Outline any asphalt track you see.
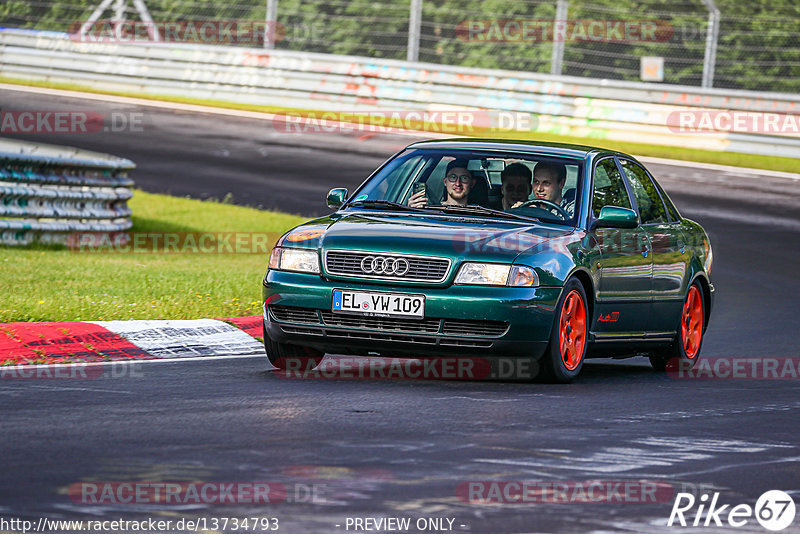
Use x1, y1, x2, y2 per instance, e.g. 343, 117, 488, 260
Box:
2, 87, 800, 533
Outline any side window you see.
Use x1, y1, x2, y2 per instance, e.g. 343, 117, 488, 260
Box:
620, 160, 668, 224
651, 175, 682, 221
592, 158, 632, 217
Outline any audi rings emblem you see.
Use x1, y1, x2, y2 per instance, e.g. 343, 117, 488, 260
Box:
360, 255, 410, 276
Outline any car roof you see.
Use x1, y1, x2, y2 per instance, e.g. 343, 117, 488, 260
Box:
406, 138, 625, 160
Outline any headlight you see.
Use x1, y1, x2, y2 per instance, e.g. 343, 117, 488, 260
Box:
268, 247, 320, 274
454, 263, 538, 286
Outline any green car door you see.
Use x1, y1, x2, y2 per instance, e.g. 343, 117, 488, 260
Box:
590, 157, 653, 337
619, 158, 689, 337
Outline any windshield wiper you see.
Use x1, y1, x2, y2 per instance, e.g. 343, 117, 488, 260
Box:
348, 201, 542, 223
425, 204, 540, 223
346, 200, 426, 212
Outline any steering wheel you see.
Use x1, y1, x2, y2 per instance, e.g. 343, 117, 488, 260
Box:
516, 198, 570, 219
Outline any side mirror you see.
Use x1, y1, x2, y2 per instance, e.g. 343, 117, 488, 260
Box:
327, 188, 348, 209
592, 206, 639, 229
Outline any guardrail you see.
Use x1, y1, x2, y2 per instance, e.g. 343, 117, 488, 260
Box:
1, 28, 798, 158
0, 137, 134, 246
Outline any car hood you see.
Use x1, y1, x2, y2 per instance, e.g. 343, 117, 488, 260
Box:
282, 211, 576, 264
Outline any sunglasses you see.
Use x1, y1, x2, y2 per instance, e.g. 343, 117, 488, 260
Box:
446, 174, 472, 184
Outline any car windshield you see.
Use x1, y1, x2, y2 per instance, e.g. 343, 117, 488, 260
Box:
344, 148, 583, 225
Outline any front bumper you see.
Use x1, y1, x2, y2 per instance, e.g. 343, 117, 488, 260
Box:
262, 270, 562, 359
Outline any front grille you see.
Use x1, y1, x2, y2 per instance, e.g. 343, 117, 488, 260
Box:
324, 250, 450, 282
272, 306, 508, 341
281, 325, 324, 336
320, 311, 440, 333
269, 305, 320, 324
442, 319, 509, 337
440, 338, 493, 348
325, 330, 439, 345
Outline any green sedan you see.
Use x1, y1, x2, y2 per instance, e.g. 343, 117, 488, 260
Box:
262, 139, 713, 383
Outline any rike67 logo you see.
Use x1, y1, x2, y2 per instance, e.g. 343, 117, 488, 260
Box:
668, 490, 795, 531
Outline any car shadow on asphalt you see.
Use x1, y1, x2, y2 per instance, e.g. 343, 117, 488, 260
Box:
260, 355, 661, 384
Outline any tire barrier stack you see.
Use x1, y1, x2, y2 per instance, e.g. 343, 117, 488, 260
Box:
1, 28, 799, 158
0, 138, 134, 246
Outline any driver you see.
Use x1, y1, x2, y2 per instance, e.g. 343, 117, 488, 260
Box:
531, 162, 574, 215
408, 158, 474, 208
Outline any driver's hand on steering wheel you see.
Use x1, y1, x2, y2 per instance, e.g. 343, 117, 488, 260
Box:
510, 200, 525, 209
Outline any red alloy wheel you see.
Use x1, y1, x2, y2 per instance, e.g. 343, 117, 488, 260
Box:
559, 289, 587, 371
682, 285, 704, 359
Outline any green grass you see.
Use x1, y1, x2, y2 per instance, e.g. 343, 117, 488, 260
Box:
3, 76, 798, 175
0, 191, 306, 322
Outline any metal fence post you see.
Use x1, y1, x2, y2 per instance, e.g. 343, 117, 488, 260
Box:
80, 0, 159, 41
550, 0, 568, 75
701, 0, 720, 88
407, 0, 422, 62
80, 0, 116, 37
265, 0, 278, 49
114, 0, 125, 23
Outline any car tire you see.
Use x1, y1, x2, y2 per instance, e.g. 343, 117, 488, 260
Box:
650, 282, 705, 372
263, 323, 324, 371
539, 278, 589, 383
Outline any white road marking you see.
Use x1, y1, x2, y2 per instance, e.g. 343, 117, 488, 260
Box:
0, 83, 436, 139
93, 318, 265, 357
430, 396, 535, 402
638, 155, 800, 180
0, 353, 262, 373
4, 82, 797, 181
20, 384, 134, 393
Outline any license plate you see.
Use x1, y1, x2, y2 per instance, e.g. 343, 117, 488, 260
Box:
332, 289, 425, 318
